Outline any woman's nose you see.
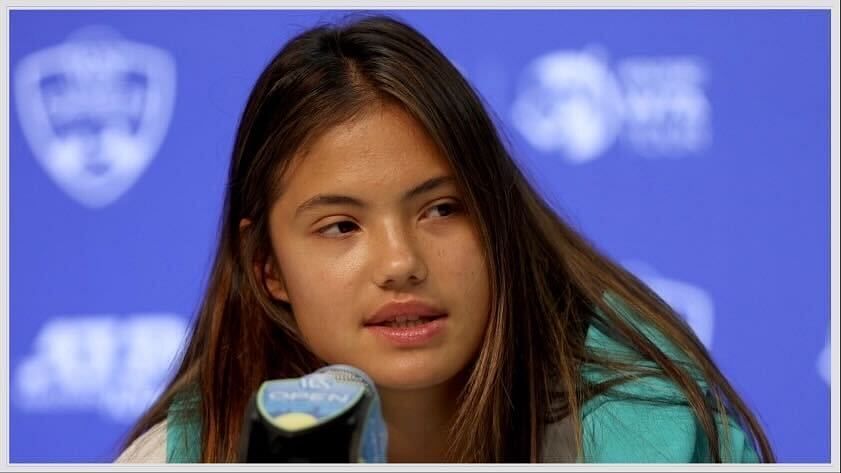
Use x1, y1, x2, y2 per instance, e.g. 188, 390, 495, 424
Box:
371, 223, 428, 290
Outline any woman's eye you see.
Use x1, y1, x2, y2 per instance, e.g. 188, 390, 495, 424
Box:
318, 221, 359, 237
425, 202, 460, 218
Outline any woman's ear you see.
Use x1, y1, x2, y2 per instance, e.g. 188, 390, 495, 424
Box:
261, 258, 290, 303
240, 218, 290, 303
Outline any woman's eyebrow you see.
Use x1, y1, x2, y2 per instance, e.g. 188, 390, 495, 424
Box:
294, 175, 455, 218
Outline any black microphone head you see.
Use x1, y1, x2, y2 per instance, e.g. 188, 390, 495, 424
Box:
315, 364, 376, 392
315, 364, 387, 463
238, 364, 387, 463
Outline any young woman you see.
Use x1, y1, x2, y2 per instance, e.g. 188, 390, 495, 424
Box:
116, 14, 774, 463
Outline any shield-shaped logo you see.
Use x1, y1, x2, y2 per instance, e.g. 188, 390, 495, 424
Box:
13, 26, 176, 208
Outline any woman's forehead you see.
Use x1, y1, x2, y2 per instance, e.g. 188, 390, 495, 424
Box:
276, 104, 456, 203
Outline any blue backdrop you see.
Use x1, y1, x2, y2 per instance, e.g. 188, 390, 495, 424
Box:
8, 9, 831, 463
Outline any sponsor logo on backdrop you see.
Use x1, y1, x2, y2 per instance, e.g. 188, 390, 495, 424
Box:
13, 314, 189, 422
13, 26, 176, 208
511, 47, 709, 163
817, 331, 830, 385
623, 260, 715, 348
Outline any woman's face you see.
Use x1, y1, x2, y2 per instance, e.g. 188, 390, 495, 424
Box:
261, 103, 490, 391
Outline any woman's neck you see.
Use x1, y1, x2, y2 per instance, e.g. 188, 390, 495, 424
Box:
376, 379, 463, 463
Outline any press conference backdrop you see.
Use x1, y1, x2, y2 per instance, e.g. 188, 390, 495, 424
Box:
8, 9, 830, 462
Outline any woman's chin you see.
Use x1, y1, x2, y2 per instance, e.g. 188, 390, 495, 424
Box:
363, 364, 465, 393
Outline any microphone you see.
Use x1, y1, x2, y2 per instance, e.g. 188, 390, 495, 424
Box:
237, 364, 388, 463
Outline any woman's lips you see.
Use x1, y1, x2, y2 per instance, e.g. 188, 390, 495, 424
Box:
364, 315, 447, 347
364, 299, 446, 326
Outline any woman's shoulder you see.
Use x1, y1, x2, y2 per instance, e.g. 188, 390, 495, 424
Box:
579, 386, 759, 463
542, 347, 761, 461
572, 295, 760, 463
114, 420, 168, 463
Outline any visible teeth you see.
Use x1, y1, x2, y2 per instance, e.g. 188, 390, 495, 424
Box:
387, 319, 427, 328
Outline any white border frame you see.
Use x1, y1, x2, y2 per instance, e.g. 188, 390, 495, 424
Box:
1, 1, 837, 472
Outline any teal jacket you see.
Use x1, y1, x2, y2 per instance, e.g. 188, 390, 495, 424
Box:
164, 302, 761, 463
574, 322, 760, 462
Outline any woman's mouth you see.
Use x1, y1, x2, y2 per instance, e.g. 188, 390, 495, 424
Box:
367, 315, 445, 328
365, 315, 448, 347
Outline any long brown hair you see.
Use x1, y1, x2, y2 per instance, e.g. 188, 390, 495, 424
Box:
121, 14, 775, 463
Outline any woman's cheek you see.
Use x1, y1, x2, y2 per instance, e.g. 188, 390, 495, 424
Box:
448, 227, 486, 274
455, 233, 491, 319
296, 260, 362, 347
